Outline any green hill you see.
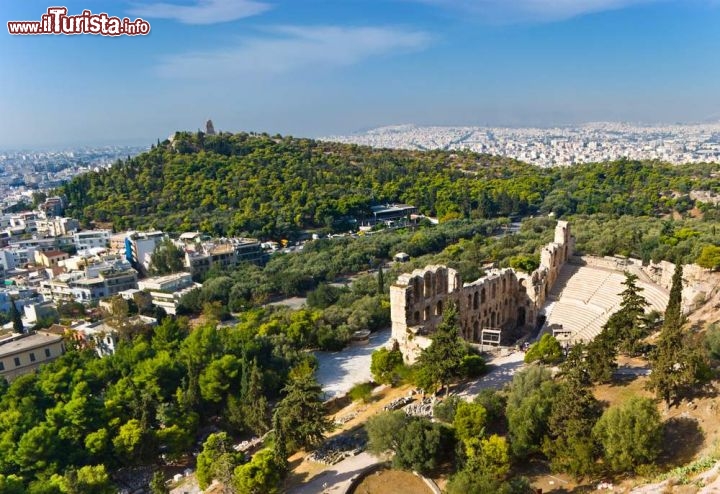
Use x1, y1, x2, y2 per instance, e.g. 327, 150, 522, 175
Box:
60, 131, 720, 238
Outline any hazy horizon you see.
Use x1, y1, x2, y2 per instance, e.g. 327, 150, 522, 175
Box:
2, 0, 720, 148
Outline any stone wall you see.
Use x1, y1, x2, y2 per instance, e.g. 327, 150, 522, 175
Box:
642, 260, 715, 313
390, 221, 573, 363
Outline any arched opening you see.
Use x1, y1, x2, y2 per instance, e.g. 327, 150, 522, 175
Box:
424, 273, 432, 298
491, 284, 497, 299
490, 312, 496, 328
473, 321, 479, 342
502, 278, 507, 294
517, 306, 526, 326
414, 278, 422, 300
467, 294, 472, 308
423, 306, 430, 321
473, 291, 479, 310
414, 311, 420, 324
481, 288, 486, 304
436, 300, 443, 316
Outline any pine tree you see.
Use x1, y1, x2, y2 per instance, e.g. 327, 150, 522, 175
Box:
647, 263, 709, 406
9, 299, 23, 333
605, 272, 649, 353
415, 303, 466, 394
274, 361, 331, 451
586, 329, 617, 384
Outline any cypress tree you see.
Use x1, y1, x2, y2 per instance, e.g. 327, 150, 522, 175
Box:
647, 263, 708, 405
544, 344, 602, 477
9, 299, 23, 333
241, 359, 270, 435
377, 265, 385, 295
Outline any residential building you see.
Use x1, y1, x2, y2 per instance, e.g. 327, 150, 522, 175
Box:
36, 217, 79, 237
23, 301, 58, 324
39, 196, 65, 217
35, 249, 69, 268
124, 231, 166, 274
0, 331, 65, 381
0, 287, 43, 313
183, 237, 263, 277
73, 229, 111, 251
40, 266, 138, 304
138, 272, 199, 315
73, 315, 157, 357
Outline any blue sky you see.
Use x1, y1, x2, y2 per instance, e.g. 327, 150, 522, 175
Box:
1, 0, 720, 148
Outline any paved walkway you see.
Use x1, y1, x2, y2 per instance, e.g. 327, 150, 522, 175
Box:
456, 350, 526, 400
288, 452, 381, 494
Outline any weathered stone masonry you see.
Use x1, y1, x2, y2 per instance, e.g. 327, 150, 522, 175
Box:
390, 221, 574, 363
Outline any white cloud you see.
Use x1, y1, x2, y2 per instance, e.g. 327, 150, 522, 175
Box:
414, 0, 666, 22
128, 0, 271, 25
157, 25, 431, 78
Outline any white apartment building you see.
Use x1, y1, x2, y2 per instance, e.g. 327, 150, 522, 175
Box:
73, 229, 111, 251
137, 272, 199, 315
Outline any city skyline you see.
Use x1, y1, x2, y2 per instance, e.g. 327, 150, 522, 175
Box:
2, 0, 720, 148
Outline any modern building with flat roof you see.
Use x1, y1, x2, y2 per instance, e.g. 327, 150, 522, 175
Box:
138, 272, 199, 315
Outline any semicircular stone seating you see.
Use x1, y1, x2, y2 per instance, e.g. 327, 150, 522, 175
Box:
543, 264, 669, 344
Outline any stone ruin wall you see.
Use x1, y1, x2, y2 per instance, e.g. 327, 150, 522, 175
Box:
390, 221, 574, 363
642, 260, 717, 314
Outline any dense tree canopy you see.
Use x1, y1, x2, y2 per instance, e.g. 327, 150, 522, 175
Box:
0, 317, 306, 491
592, 397, 663, 474
59, 132, 720, 246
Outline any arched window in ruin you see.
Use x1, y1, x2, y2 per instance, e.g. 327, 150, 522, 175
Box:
424, 306, 430, 321
490, 312, 496, 328
467, 294, 472, 308
480, 288, 486, 304
517, 306, 526, 326
414, 278, 422, 300
502, 278, 507, 294
436, 273, 444, 295
473, 291, 479, 310
424, 273, 432, 298
473, 321, 479, 342
491, 283, 497, 299
414, 311, 420, 324
436, 300, 443, 316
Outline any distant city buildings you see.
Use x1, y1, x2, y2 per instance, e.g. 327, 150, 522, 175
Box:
326, 122, 720, 167
0, 145, 147, 212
